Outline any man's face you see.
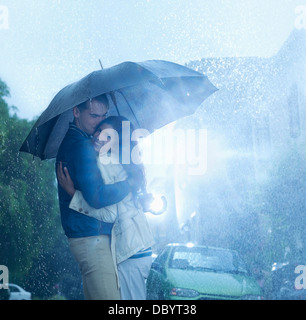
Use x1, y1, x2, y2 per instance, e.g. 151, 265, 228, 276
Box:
73, 100, 108, 136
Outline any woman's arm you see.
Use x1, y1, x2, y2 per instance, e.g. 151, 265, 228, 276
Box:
69, 190, 118, 223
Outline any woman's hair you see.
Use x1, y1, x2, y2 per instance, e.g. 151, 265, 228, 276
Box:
98, 116, 147, 197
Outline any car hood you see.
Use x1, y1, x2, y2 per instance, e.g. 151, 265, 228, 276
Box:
166, 268, 261, 297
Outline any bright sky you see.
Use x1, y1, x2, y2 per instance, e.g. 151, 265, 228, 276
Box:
0, 0, 304, 120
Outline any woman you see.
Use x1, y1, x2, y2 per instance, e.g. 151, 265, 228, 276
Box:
57, 116, 154, 300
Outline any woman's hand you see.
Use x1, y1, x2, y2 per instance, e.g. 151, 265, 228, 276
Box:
138, 192, 154, 212
56, 162, 76, 197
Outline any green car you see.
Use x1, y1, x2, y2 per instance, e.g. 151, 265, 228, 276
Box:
146, 243, 262, 300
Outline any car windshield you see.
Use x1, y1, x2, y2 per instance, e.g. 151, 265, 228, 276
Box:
169, 246, 248, 274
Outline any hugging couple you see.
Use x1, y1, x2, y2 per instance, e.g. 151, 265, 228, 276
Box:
56, 94, 154, 300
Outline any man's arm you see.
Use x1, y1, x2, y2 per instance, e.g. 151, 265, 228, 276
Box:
74, 139, 130, 209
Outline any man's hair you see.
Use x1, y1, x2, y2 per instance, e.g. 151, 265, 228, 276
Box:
76, 94, 109, 112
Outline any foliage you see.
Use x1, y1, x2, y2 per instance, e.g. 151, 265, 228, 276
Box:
0, 288, 10, 300
24, 234, 83, 300
0, 78, 76, 297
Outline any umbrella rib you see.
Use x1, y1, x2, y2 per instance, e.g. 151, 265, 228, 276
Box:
116, 89, 141, 128
109, 91, 120, 116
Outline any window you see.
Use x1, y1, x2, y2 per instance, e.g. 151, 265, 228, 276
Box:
9, 285, 19, 293
169, 246, 248, 274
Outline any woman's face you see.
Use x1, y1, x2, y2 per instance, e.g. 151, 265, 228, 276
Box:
92, 123, 114, 152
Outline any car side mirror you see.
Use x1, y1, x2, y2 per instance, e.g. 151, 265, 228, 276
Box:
151, 261, 164, 274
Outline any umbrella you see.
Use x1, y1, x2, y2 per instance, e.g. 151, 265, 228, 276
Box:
19, 60, 217, 160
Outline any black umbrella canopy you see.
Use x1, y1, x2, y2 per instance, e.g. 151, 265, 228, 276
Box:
20, 60, 217, 160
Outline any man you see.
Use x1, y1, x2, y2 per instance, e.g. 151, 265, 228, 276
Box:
56, 94, 130, 300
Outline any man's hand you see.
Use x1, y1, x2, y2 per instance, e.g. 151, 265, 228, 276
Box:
56, 162, 76, 197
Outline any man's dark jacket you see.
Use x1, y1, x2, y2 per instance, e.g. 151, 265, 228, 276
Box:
56, 123, 130, 238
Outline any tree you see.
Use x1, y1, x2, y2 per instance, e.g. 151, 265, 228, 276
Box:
0, 78, 61, 286
24, 235, 83, 300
